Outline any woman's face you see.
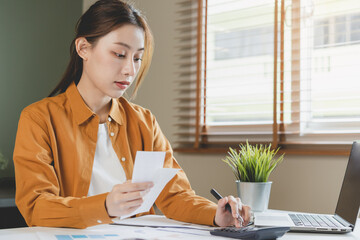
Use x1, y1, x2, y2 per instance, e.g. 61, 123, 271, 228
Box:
82, 24, 145, 99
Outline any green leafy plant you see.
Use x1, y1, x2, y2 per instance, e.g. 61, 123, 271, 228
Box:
0, 151, 8, 170
223, 141, 284, 182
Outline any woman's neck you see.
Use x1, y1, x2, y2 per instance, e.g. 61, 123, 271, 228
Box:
77, 78, 112, 124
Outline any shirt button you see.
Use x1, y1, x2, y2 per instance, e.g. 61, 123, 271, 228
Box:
110, 132, 115, 137
97, 220, 102, 224
121, 157, 126, 162
108, 117, 112, 122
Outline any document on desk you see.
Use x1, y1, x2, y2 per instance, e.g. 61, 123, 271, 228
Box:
120, 151, 180, 219
114, 215, 215, 231
35, 221, 213, 240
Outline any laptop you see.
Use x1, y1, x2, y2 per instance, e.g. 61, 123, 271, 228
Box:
254, 141, 360, 233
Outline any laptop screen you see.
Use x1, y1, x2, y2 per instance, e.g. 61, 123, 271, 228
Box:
335, 141, 360, 226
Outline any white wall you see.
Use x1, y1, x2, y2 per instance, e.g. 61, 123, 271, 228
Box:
83, 0, 349, 214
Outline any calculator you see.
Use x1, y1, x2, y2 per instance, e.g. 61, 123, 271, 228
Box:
210, 226, 290, 240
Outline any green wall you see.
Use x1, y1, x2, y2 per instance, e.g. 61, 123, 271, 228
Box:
0, 0, 82, 178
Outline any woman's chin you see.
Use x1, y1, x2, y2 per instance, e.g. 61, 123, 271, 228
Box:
109, 89, 126, 99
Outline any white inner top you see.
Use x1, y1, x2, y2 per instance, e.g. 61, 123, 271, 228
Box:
88, 123, 126, 196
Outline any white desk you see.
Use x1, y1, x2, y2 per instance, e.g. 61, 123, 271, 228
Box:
1, 216, 360, 240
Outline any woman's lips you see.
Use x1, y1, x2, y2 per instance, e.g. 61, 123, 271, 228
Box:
115, 81, 130, 90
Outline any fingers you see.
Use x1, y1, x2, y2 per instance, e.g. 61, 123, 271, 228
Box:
226, 195, 251, 228
111, 182, 153, 203
227, 196, 240, 217
115, 189, 150, 202
241, 205, 251, 225
217, 197, 229, 211
226, 196, 242, 227
114, 181, 154, 193
105, 181, 153, 217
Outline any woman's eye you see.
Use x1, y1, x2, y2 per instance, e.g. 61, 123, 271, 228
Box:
134, 57, 142, 62
115, 52, 125, 58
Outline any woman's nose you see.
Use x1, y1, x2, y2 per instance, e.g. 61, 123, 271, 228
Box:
122, 58, 136, 76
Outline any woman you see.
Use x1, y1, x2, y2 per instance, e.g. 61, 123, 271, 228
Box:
13, 0, 250, 229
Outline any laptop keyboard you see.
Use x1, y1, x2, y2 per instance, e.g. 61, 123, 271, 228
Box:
289, 214, 341, 228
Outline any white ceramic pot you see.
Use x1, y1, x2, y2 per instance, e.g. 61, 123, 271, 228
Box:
236, 181, 272, 212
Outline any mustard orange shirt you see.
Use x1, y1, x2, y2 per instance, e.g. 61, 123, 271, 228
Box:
13, 82, 217, 229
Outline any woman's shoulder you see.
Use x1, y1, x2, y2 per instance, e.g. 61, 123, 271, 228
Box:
21, 93, 68, 119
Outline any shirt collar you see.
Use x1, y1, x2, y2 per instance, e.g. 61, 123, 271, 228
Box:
109, 98, 123, 125
66, 82, 123, 125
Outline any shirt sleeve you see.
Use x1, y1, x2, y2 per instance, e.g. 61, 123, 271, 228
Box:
151, 115, 217, 226
13, 110, 112, 228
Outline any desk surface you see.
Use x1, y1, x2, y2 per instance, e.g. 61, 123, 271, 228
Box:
0, 216, 360, 240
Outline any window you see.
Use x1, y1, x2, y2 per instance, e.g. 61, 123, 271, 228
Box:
314, 19, 329, 47
315, 13, 360, 48
215, 26, 274, 60
351, 14, 360, 41
174, 0, 360, 155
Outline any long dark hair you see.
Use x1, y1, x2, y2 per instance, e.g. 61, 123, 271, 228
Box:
49, 0, 153, 97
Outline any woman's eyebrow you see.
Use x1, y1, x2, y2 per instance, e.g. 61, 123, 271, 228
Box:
113, 42, 144, 51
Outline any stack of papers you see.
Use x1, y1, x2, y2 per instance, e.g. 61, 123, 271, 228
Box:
35, 215, 217, 240
113, 215, 215, 230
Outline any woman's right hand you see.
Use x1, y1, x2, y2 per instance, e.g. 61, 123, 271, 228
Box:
105, 180, 154, 217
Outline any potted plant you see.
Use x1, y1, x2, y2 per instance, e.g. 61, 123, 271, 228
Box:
223, 141, 284, 212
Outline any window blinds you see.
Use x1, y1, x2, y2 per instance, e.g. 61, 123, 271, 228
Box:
174, 0, 360, 154
280, 0, 360, 153
174, 0, 204, 149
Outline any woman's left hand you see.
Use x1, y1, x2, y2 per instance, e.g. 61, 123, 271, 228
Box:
214, 195, 251, 228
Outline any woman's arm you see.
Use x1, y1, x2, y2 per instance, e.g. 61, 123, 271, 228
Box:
13, 110, 112, 228
150, 115, 218, 226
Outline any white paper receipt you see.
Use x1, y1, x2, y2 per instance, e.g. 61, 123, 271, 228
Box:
120, 151, 180, 219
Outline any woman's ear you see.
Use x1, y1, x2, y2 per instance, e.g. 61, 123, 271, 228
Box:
75, 37, 91, 61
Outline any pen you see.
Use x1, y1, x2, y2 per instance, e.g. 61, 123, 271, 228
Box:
210, 188, 245, 227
